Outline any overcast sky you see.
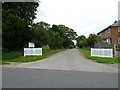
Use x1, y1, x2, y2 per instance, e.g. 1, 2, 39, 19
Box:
34, 0, 119, 37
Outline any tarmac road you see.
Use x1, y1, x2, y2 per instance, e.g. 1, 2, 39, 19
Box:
2, 68, 118, 88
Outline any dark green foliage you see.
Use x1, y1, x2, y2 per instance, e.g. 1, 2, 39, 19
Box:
2, 2, 39, 25
48, 30, 62, 49
76, 34, 101, 48
2, 2, 39, 51
87, 33, 101, 48
76, 35, 87, 48
49, 24, 77, 49
2, 15, 32, 50
31, 23, 50, 47
62, 38, 74, 48
2, 48, 22, 60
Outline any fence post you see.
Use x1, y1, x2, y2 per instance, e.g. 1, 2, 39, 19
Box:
113, 44, 116, 57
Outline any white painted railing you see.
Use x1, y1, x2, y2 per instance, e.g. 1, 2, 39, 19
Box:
91, 48, 113, 58
24, 48, 42, 56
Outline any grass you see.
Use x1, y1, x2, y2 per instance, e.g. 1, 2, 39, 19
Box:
80, 48, 120, 64
2, 49, 64, 63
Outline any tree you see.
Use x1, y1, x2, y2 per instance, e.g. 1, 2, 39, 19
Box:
62, 38, 74, 48
2, 2, 39, 25
57, 25, 77, 39
36, 21, 50, 30
2, 2, 39, 51
76, 35, 86, 48
48, 30, 62, 49
78, 38, 88, 48
87, 33, 101, 48
31, 23, 50, 47
2, 15, 32, 50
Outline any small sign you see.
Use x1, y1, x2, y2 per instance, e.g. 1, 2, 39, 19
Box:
28, 42, 35, 48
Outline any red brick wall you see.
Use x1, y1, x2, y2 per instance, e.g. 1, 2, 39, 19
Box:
111, 26, 120, 47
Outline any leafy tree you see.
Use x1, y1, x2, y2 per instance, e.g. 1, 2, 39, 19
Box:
48, 30, 62, 49
62, 38, 74, 48
2, 2, 39, 25
36, 21, 50, 30
78, 38, 88, 48
2, 15, 32, 50
76, 35, 86, 48
57, 25, 77, 39
31, 23, 50, 47
87, 33, 101, 48
2, 2, 39, 51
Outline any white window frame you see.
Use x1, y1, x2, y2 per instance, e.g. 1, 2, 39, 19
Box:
118, 27, 120, 32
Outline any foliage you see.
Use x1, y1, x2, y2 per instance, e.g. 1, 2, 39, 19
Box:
2, 2, 39, 25
50, 24, 77, 48
2, 2, 39, 51
76, 34, 101, 48
76, 35, 87, 48
87, 33, 101, 48
31, 22, 50, 47
2, 2, 77, 52
2, 48, 22, 60
2, 15, 32, 50
48, 30, 62, 49
62, 38, 74, 48
78, 38, 88, 48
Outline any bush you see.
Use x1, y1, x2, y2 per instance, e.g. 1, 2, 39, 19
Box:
2, 48, 23, 60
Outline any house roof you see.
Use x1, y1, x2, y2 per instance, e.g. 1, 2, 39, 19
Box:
97, 20, 120, 35
111, 20, 120, 26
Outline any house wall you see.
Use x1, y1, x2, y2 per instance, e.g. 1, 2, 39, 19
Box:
98, 26, 120, 47
98, 28, 112, 43
111, 26, 120, 47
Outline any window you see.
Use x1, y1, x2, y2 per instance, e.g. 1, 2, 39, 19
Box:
108, 28, 111, 33
118, 27, 120, 32
118, 38, 120, 44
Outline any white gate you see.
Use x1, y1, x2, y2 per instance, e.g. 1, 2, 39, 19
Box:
24, 48, 42, 56
91, 48, 113, 58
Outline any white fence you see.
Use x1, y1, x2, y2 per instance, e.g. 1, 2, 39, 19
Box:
91, 48, 113, 58
24, 48, 42, 56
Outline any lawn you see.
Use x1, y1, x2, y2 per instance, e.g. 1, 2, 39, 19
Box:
80, 48, 120, 64
2, 49, 64, 64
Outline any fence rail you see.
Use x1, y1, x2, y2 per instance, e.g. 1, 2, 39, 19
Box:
91, 48, 113, 58
24, 48, 42, 56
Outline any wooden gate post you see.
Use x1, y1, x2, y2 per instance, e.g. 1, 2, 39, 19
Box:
113, 44, 116, 57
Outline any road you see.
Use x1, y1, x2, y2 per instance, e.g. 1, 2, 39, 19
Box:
2, 49, 118, 88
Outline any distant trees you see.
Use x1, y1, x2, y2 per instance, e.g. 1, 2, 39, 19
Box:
76, 34, 101, 48
32, 22, 77, 49
87, 34, 101, 48
31, 22, 50, 47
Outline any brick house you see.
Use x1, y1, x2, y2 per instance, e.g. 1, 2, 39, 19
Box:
97, 20, 120, 48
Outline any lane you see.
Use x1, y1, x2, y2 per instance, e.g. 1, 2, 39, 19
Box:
7, 49, 118, 73
2, 68, 118, 88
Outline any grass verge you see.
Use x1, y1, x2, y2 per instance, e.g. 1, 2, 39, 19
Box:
80, 48, 120, 64
2, 49, 64, 63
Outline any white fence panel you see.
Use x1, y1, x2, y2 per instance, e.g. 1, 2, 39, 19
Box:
24, 48, 42, 56
91, 48, 113, 58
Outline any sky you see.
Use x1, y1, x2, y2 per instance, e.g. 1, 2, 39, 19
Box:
34, 0, 120, 37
